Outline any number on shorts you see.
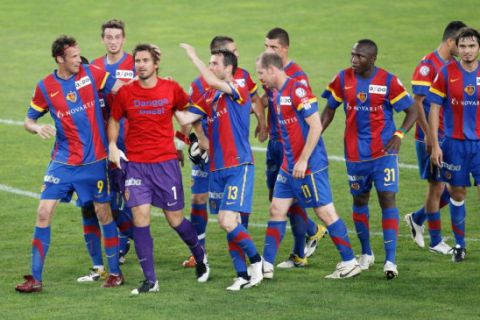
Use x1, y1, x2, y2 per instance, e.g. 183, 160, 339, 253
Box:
171, 186, 177, 200
301, 184, 312, 198
97, 180, 104, 194
227, 186, 238, 200
384, 168, 395, 182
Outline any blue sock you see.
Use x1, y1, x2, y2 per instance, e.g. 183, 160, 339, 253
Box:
263, 221, 287, 265
327, 219, 354, 262
289, 205, 307, 258
31, 226, 51, 282
102, 221, 120, 275
412, 207, 427, 226
227, 224, 259, 262
227, 235, 247, 275
191, 203, 208, 248
82, 215, 103, 266
306, 217, 317, 237
426, 211, 442, 247
450, 199, 466, 248
352, 205, 372, 255
114, 207, 133, 256
382, 208, 399, 264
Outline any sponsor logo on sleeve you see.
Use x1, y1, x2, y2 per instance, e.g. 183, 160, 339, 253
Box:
295, 87, 306, 98
419, 66, 430, 76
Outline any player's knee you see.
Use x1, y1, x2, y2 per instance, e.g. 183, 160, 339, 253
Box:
191, 193, 208, 205
353, 193, 369, 207
378, 192, 396, 209
269, 204, 286, 220
428, 181, 445, 198
449, 188, 466, 202
81, 203, 96, 219
36, 205, 53, 224
314, 203, 338, 225
94, 202, 113, 224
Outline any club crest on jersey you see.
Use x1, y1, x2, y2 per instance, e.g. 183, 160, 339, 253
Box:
66, 91, 77, 103
357, 92, 367, 103
368, 85, 387, 95
465, 85, 475, 96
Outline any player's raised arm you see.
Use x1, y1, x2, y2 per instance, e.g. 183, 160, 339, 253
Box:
180, 43, 234, 94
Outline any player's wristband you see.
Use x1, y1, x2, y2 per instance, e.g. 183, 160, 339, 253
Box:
393, 130, 405, 139
398, 127, 408, 135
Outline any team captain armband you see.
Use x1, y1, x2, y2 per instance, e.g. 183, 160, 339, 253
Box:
174, 131, 190, 150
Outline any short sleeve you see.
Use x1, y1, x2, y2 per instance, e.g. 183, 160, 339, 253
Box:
27, 84, 48, 120
292, 84, 319, 118
321, 73, 343, 109
389, 76, 414, 112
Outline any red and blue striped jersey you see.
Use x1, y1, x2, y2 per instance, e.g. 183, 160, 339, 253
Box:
111, 78, 190, 163
27, 64, 116, 165
275, 78, 328, 174
91, 52, 135, 151
428, 60, 480, 140
411, 50, 449, 141
189, 82, 253, 171
322, 67, 413, 162
189, 67, 258, 134
265, 61, 310, 141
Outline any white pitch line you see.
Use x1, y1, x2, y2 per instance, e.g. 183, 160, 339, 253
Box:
1, 182, 478, 242
1, 118, 419, 170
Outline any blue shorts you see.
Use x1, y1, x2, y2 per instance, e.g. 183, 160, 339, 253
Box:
415, 140, 442, 181
266, 139, 283, 190
346, 155, 399, 195
273, 168, 332, 208
41, 159, 110, 206
191, 164, 209, 194
441, 138, 480, 186
208, 164, 254, 215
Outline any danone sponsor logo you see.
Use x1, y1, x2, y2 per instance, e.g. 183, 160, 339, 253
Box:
368, 85, 387, 95
280, 96, 292, 105
116, 70, 134, 79
75, 76, 92, 90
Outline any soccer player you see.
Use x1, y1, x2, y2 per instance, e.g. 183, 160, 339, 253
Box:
429, 27, 480, 263
263, 28, 327, 269
404, 21, 466, 254
182, 35, 267, 268
108, 43, 209, 295
77, 19, 136, 283
257, 52, 361, 280
321, 39, 416, 279
176, 44, 264, 291
15, 35, 124, 293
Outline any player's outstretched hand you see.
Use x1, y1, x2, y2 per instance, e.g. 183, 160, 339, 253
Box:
36, 124, 56, 139
180, 43, 197, 59
384, 136, 402, 154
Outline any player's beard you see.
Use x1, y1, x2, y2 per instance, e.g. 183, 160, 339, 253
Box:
138, 69, 156, 81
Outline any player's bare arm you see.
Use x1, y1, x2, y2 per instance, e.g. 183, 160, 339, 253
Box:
107, 116, 128, 168
251, 93, 268, 142
180, 43, 233, 94
413, 94, 431, 150
320, 105, 337, 134
174, 109, 202, 127
24, 117, 56, 139
428, 103, 443, 167
293, 112, 322, 179
384, 104, 417, 154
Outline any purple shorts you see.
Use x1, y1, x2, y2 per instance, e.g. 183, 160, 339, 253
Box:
124, 159, 184, 211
